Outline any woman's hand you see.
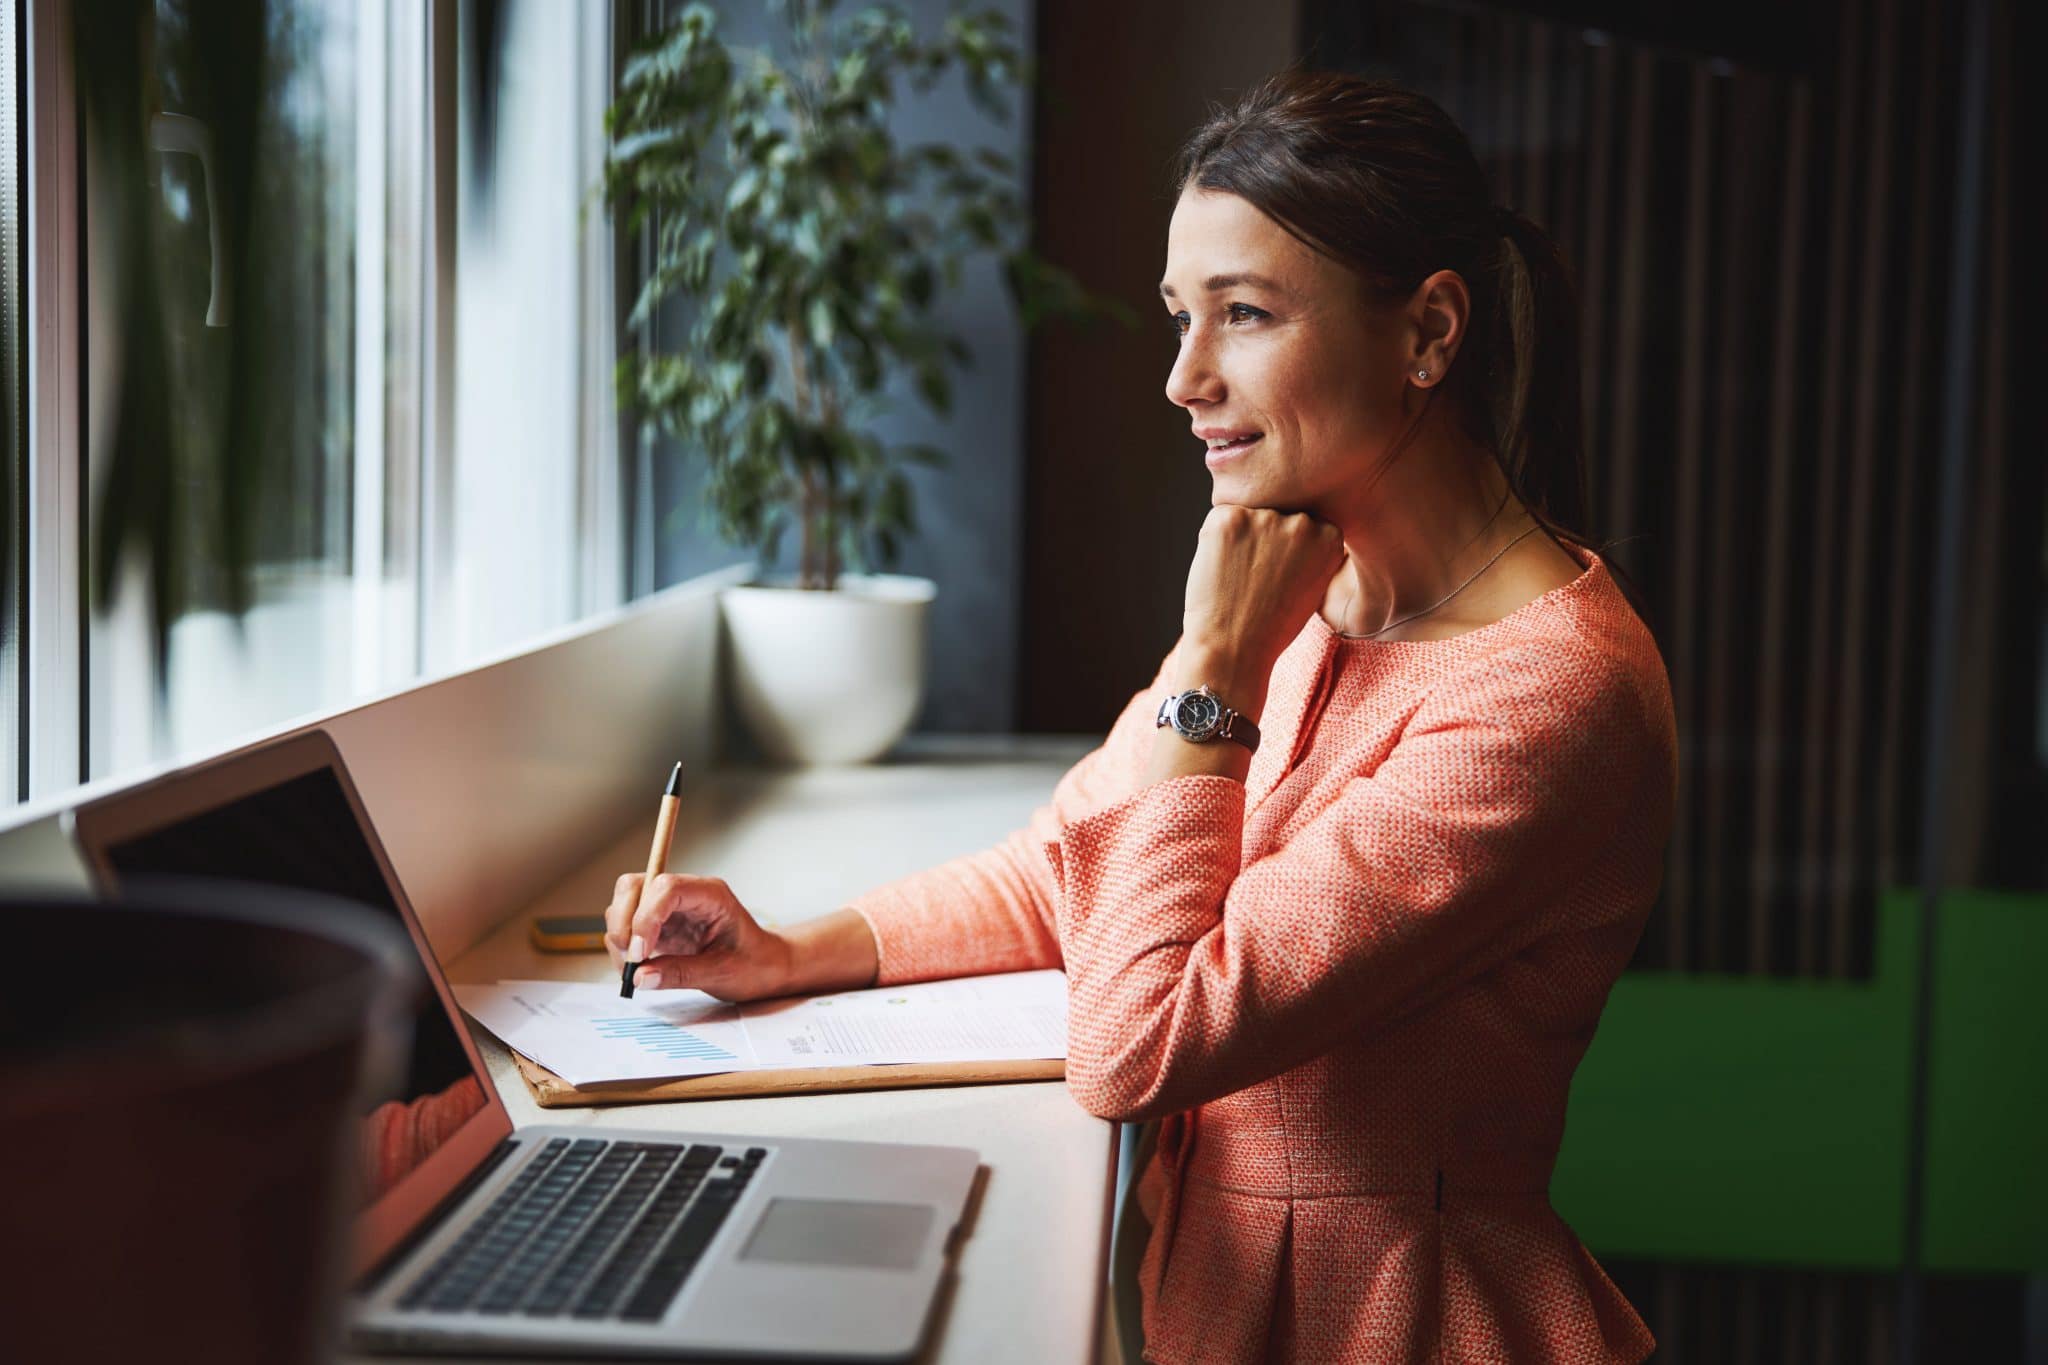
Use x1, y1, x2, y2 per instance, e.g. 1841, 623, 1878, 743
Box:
604, 873, 793, 1003
1178, 505, 1346, 712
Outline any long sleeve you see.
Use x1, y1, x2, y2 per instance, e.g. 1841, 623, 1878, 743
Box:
1046, 639, 1671, 1124
359, 1076, 487, 1203
845, 641, 1185, 985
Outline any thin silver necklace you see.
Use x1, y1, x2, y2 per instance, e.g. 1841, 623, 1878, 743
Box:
1338, 523, 1543, 639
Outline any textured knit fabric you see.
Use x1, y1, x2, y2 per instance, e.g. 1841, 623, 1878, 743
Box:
847, 544, 1673, 1364
360, 1076, 487, 1203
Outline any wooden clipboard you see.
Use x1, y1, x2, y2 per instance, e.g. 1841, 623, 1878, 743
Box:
511, 1049, 1066, 1109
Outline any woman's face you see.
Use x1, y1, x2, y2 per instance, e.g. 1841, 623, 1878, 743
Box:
1160, 187, 1417, 516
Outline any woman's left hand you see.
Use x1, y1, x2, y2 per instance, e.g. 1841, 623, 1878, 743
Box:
1178, 504, 1346, 711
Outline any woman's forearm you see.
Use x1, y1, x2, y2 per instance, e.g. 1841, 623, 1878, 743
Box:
775, 906, 881, 995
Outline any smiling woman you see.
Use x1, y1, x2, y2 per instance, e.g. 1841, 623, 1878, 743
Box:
1051, 72, 1673, 1363
603, 66, 1677, 1365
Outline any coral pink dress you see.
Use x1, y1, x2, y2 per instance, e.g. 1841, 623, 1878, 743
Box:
848, 544, 1672, 1363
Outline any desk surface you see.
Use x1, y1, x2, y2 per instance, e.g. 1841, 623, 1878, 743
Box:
353, 734, 1109, 1365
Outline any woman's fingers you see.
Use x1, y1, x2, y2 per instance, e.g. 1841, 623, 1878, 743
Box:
606, 872, 709, 960
632, 873, 740, 953
631, 945, 745, 999
632, 872, 689, 951
608, 871, 721, 957
604, 872, 646, 963
1183, 504, 1345, 669
598, 872, 780, 1000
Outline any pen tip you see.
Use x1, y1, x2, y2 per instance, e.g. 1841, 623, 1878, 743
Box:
665, 761, 682, 797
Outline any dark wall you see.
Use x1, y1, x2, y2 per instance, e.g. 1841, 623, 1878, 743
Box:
1017, 1, 1301, 735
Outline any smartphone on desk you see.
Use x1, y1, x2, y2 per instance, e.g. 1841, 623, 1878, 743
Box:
529, 913, 608, 952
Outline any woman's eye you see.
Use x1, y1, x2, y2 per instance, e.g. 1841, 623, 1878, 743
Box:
1167, 303, 1267, 343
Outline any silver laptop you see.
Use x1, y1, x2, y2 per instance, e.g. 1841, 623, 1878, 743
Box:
69, 728, 982, 1360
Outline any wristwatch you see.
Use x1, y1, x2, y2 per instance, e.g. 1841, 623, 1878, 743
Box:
1156, 685, 1261, 754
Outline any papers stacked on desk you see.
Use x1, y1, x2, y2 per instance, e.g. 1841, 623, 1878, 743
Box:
454, 968, 1067, 1088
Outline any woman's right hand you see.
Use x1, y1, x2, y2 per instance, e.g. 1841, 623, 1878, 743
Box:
604, 873, 793, 1003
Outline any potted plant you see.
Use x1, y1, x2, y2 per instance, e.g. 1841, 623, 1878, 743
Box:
603, 0, 1125, 765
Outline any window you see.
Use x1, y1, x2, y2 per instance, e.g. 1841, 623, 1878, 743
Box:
440, 0, 620, 669
87, 0, 372, 776
4, 0, 620, 809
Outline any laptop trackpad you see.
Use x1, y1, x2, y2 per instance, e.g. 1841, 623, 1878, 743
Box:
739, 1198, 935, 1271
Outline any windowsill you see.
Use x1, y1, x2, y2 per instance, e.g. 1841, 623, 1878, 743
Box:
0, 564, 749, 963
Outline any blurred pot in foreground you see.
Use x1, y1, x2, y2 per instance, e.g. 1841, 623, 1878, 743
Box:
0, 884, 414, 1365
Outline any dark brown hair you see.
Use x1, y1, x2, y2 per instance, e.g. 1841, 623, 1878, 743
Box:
1173, 68, 1593, 553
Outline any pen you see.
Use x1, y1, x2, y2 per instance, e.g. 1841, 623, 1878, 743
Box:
620, 760, 684, 999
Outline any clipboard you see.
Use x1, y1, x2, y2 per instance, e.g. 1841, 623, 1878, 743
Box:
511, 1048, 1066, 1109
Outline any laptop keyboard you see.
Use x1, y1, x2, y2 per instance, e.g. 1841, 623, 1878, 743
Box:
396, 1137, 767, 1322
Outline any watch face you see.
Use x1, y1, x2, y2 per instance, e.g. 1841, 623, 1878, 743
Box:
1173, 691, 1223, 738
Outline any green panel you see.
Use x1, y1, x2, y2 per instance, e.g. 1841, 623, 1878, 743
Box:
1550, 890, 2048, 1273
1922, 892, 2048, 1271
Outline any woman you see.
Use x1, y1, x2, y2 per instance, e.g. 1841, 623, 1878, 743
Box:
606, 70, 1673, 1365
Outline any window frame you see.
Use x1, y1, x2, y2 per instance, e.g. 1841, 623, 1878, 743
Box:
22, 0, 83, 802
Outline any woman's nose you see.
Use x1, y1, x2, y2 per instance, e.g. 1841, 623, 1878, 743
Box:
1164, 329, 1223, 409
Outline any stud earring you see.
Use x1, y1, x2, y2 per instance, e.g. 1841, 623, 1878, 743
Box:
1415, 369, 1430, 381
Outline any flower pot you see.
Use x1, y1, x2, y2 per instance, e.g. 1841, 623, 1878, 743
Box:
719, 572, 936, 765
1, 883, 415, 1364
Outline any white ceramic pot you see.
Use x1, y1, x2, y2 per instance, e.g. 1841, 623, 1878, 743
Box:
719, 572, 937, 765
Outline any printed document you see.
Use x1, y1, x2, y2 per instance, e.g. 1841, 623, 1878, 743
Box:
454, 969, 1067, 1086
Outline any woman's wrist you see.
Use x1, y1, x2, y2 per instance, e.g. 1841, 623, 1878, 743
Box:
1149, 640, 1266, 791
1142, 722, 1254, 789
1173, 641, 1269, 724
771, 906, 881, 996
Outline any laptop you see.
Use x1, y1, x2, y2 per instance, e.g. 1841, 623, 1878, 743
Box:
68, 728, 982, 1360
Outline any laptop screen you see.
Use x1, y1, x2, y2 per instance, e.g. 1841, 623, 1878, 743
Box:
104, 765, 481, 1148
77, 732, 514, 1272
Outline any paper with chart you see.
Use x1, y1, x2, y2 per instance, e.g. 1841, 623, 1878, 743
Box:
453, 968, 1067, 1087
452, 980, 756, 1085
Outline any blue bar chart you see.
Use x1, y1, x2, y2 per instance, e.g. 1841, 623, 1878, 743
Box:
589, 1016, 740, 1063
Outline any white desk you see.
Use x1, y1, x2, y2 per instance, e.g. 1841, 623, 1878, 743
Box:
360, 734, 1113, 1365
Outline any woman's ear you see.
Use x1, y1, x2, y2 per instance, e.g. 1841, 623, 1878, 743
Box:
1406, 269, 1470, 385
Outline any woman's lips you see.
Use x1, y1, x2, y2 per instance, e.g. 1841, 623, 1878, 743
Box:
1204, 433, 1263, 469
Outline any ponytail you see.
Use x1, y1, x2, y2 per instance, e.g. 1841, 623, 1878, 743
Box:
1490, 207, 1651, 620
1490, 207, 1589, 548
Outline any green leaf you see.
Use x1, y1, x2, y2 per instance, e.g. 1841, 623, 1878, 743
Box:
807, 295, 836, 348
834, 48, 869, 92
743, 350, 772, 396
905, 261, 935, 308
726, 167, 761, 213
914, 364, 951, 416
